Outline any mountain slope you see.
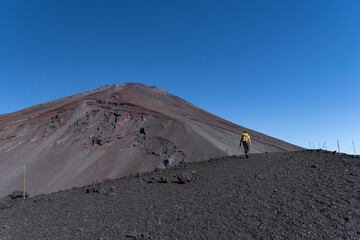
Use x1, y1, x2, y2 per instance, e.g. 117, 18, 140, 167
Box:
0, 83, 302, 197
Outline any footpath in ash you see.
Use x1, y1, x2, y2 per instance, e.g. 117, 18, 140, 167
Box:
0, 150, 360, 240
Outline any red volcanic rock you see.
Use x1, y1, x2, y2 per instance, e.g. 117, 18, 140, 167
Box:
0, 83, 302, 197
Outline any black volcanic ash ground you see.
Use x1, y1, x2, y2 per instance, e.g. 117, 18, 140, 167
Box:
1, 150, 360, 240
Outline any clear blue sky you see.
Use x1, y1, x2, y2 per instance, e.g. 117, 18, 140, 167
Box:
1, 0, 359, 154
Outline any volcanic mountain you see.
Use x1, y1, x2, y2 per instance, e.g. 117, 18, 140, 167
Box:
0, 83, 302, 197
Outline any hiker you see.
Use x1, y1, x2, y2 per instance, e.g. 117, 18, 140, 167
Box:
240, 131, 252, 158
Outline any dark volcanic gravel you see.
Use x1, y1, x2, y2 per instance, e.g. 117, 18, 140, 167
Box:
1, 150, 360, 240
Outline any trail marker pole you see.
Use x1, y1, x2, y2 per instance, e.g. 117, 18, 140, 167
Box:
93, 159, 99, 186
205, 148, 208, 162
309, 143, 311, 149
322, 142, 326, 149
23, 165, 26, 200
312, 142, 315, 149
337, 140, 340, 153
318, 143, 321, 149
226, 148, 228, 157
353, 141, 357, 155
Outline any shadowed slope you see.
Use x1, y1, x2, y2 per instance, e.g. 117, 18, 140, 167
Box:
0, 83, 302, 197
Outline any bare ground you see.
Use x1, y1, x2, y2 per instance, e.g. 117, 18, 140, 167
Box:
0, 150, 359, 240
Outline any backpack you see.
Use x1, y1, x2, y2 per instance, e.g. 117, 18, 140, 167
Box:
242, 133, 250, 142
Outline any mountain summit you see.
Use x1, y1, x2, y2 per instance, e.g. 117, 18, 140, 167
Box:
0, 83, 302, 197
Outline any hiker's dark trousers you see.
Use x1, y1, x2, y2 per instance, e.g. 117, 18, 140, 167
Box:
242, 141, 250, 156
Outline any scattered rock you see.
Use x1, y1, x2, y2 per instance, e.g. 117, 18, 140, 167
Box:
147, 177, 156, 183
151, 151, 160, 156
140, 232, 150, 239
92, 136, 103, 146
86, 186, 106, 194
175, 173, 192, 184
125, 231, 138, 239
7, 191, 30, 199
158, 176, 169, 183
190, 170, 197, 175
125, 231, 150, 239
179, 160, 188, 166
163, 159, 170, 167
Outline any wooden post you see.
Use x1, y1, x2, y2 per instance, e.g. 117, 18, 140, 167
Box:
312, 142, 315, 150
226, 148, 228, 157
205, 148, 208, 162
309, 143, 311, 149
23, 165, 26, 200
93, 159, 99, 186
322, 142, 326, 149
353, 141, 357, 155
337, 140, 340, 153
